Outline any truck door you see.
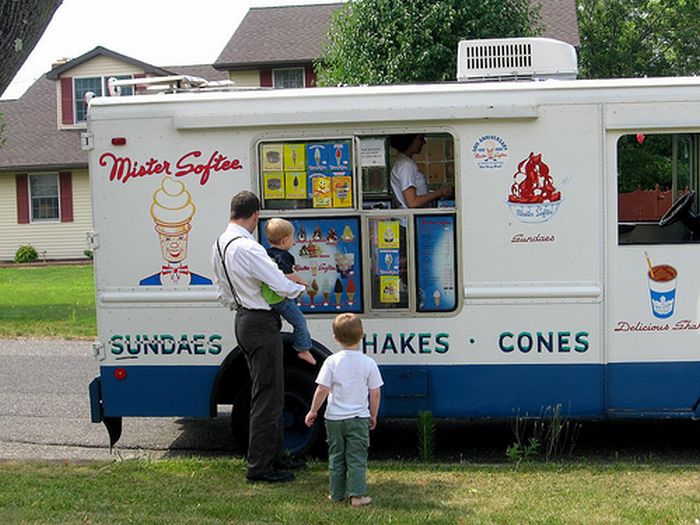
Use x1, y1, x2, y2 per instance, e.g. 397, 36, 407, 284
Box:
607, 123, 700, 416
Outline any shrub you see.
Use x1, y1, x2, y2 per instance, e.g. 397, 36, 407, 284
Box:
84, 249, 93, 260
14, 245, 38, 264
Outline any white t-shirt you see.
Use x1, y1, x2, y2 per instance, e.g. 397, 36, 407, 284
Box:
390, 153, 429, 208
316, 349, 384, 420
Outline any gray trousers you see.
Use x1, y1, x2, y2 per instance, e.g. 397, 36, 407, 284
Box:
235, 308, 284, 477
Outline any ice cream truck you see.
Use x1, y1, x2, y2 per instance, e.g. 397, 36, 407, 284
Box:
86, 38, 700, 454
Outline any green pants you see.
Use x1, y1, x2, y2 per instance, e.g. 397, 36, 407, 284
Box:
325, 417, 370, 500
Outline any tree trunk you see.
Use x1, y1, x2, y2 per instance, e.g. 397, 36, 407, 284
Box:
0, 0, 63, 96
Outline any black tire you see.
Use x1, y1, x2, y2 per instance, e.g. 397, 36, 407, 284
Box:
231, 367, 323, 457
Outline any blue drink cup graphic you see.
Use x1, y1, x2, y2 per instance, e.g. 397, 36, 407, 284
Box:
648, 264, 677, 319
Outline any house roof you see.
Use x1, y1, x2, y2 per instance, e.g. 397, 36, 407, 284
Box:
0, 57, 228, 172
215, 0, 579, 70
46, 46, 172, 80
164, 64, 229, 81
215, 2, 343, 69
0, 76, 85, 172
535, 0, 579, 47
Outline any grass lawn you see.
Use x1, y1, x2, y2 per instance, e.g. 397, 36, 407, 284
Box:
0, 459, 698, 524
0, 265, 96, 338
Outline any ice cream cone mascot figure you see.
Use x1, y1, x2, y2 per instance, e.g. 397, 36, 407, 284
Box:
139, 177, 212, 286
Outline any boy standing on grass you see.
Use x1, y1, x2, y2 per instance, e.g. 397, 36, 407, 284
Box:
305, 313, 383, 506
263, 218, 316, 366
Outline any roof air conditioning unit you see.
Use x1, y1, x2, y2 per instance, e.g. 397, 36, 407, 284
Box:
457, 37, 577, 82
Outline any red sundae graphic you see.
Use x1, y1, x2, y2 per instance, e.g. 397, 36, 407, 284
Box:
506, 152, 563, 223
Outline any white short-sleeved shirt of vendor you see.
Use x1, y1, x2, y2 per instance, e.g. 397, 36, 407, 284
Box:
390, 152, 429, 208
316, 349, 384, 420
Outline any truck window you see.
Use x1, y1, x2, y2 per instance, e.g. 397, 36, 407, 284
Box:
368, 216, 409, 309
617, 132, 699, 244
258, 132, 458, 315
367, 213, 457, 313
361, 134, 455, 210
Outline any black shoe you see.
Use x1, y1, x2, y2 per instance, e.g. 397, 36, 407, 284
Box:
246, 469, 295, 483
274, 456, 306, 470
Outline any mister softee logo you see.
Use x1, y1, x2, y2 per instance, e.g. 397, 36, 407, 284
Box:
99, 149, 243, 185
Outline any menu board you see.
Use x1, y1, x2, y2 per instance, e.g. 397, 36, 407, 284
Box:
415, 215, 457, 312
259, 217, 362, 313
261, 140, 353, 208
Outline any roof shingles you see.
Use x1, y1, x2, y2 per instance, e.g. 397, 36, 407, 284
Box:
215, 3, 342, 68
0, 62, 229, 171
215, 0, 579, 69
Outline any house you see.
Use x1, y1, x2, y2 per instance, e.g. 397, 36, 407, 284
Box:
0, 1, 579, 261
213, 0, 580, 88
0, 47, 226, 261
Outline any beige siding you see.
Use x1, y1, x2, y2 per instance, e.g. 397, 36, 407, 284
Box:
67, 56, 143, 78
0, 171, 93, 261
229, 70, 261, 87
58, 57, 146, 130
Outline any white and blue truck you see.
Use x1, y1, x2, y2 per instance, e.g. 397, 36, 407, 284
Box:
85, 38, 700, 454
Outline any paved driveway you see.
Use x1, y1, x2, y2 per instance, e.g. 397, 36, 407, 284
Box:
0, 338, 234, 461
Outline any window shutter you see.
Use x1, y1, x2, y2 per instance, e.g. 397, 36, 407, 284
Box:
134, 72, 146, 93
304, 66, 316, 87
260, 69, 272, 87
60, 77, 74, 125
16, 174, 30, 224
59, 172, 73, 222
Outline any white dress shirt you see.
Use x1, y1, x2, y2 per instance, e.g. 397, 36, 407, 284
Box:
211, 222, 305, 310
390, 153, 429, 208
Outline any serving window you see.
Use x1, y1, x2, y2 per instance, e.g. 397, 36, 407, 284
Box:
258, 132, 459, 315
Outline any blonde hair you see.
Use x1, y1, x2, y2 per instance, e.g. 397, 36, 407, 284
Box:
332, 313, 364, 347
264, 218, 294, 245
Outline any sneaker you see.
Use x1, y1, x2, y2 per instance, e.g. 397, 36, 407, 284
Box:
246, 469, 295, 483
274, 456, 306, 470
350, 496, 372, 507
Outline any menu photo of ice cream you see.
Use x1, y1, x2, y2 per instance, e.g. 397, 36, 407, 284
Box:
415, 214, 456, 312
259, 217, 362, 313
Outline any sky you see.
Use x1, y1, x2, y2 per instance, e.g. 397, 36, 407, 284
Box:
2, 0, 341, 100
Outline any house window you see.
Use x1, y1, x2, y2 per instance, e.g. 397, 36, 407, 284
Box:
273, 68, 305, 89
29, 174, 60, 222
73, 75, 134, 123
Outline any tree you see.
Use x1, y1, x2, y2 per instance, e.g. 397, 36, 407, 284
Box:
0, 0, 63, 96
316, 0, 541, 86
577, 0, 700, 79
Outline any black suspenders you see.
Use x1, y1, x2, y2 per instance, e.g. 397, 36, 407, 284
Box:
216, 236, 243, 309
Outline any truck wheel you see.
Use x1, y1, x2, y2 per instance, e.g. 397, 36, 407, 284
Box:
231, 367, 323, 457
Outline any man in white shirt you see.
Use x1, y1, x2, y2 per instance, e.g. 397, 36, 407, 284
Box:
212, 191, 306, 483
390, 134, 453, 208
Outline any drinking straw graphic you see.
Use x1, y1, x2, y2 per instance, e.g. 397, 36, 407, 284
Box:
644, 251, 656, 279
